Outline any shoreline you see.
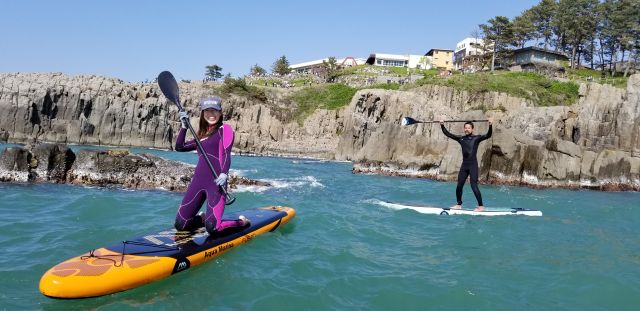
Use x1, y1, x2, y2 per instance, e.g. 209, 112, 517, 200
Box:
352, 164, 640, 192
2, 142, 638, 192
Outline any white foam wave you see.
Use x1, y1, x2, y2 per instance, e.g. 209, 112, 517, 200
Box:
229, 168, 258, 177
260, 175, 325, 189
232, 184, 270, 193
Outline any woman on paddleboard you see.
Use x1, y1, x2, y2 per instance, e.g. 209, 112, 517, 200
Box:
174, 96, 249, 234
440, 117, 492, 212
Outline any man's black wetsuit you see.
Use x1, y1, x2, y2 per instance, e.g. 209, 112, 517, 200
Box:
441, 124, 492, 206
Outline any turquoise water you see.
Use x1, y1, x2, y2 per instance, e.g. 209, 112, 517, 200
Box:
1, 145, 639, 310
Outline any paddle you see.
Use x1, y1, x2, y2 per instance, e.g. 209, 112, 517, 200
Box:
157, 71, 236, 205
401, 116, 489, 126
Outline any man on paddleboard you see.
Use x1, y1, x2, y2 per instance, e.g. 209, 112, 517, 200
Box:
440, 117, 492, 212
174, 96, 249, 234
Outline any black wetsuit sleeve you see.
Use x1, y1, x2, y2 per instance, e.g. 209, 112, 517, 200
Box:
479, 124, 492, 141
441, 124, 461, 140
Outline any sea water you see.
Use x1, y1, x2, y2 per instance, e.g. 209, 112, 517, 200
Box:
0, 145, 639, 310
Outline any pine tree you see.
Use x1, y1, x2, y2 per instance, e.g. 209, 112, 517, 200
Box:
530, 0, 557, 50
480, 16, 513, 71
205, 65, 223, 81
553, 0, 598, 68
512, 9, 537, 48
250, 64, 267, 76
272, 56, 291, 76
321, 57, 340, 83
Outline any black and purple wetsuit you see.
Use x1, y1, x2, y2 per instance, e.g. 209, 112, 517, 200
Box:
174, 124, 243, 234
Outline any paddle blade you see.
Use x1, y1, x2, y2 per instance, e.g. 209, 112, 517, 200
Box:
157, 71, 180, 106
402, 117, 417, 126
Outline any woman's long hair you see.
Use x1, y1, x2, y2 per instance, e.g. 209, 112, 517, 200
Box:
197, 110, 223, 139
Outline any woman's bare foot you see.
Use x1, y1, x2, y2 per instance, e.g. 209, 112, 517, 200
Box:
452, 204, 463, 209
474, 206, 485, 212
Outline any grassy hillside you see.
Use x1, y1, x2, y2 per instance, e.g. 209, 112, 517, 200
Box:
290, 84, 357, 124
413, 71, 580, 106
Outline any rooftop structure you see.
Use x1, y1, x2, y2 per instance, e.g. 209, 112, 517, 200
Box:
425, 49, 453, 70
290, 57, 366, 74
365, 53, 431, 69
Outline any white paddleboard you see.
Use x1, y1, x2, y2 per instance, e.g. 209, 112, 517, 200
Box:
376, 200, 542, 216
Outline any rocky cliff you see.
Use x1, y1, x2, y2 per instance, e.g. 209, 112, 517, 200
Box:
336, 76, 640, 190
0, 73, 341, 157
1, 72, 639, 190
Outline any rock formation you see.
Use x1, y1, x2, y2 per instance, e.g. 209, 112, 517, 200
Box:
336, 76, 640, 190
1, 72, 639, 190
0, 73, 340, 157
0, 144, 270, 192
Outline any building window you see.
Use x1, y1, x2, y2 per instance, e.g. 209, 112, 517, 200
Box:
380, 59, 407, 67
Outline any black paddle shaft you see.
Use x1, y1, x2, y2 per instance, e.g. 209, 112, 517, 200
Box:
157, 71, 235, 205
402, 116, 489, 126
419, 120, 488, 124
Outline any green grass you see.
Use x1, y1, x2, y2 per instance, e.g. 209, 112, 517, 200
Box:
566, 68, 628, 88
384, 67, 438, 76
251, 77, 315, 87
337, 65, 438, 77
219, 77, 268, 102
413, 71, 580, 106
290, 84, 357, 124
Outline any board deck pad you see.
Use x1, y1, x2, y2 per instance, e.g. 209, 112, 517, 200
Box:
40, 206, 295, 299
107, 207, 287, 259
378, 200, 542, 216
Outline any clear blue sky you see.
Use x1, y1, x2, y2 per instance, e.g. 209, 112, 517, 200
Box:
0, 0, 539, 82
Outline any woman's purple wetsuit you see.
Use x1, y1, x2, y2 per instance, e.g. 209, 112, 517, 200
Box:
174, 124, 243, 234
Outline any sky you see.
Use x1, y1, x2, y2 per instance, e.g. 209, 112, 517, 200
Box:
0, 0, 540, 82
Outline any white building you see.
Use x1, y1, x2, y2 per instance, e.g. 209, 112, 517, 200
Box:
365, 53, 432, 69
454, 38, 488, 71
290, 57, 367, 74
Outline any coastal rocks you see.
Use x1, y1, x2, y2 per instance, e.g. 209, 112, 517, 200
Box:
65, 149, 182, 191
0, 144, 270, 192
225, 93, 343, 158
2, 72, 640, 191
336, 78, 640, 191
0, 73, 174, 148
0, 146, 33, 182
0, 73, 341, 157
31, 144, 75, 182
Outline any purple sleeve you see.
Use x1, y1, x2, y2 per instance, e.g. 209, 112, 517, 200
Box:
219, 124, 234, 174
175, 128, 197, 152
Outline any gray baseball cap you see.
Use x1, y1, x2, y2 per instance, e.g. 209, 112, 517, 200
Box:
200, 96, 222, 111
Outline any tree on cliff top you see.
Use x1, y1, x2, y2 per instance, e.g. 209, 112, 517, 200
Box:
250, 64, 267, 76
205, 65, 223, 81
512, 9, 536, 49
553, 0, 599, 69
530, 0, 557, 50
321, 57, 340, 83
480, 16, 513, 71
272, 56, 291, 76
